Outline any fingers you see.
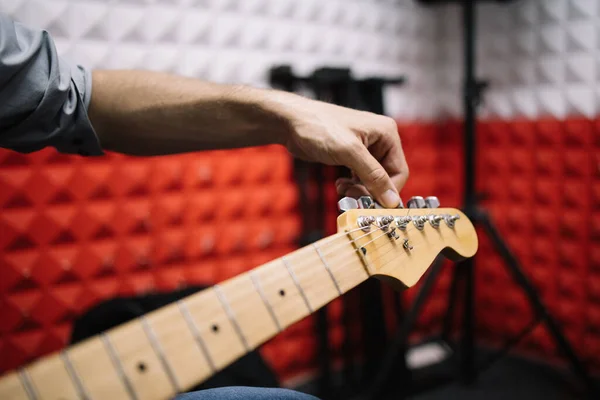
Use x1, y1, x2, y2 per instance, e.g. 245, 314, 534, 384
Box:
340, 143, 402, 208
335, 178, 370, 198
373, 125, 410, 193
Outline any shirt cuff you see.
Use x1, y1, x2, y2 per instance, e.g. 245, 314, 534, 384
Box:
53, 63, 105, 157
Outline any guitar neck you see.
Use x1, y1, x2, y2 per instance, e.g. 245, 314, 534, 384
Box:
0, 231, 370, 400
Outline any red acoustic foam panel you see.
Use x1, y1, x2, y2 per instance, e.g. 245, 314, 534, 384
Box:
401, 116, 600, 375
0, 144, 307, 380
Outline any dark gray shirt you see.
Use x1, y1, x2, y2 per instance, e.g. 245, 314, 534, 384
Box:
0, 13, 104, 156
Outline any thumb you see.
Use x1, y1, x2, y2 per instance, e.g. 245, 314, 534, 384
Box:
341, 144, 401, 208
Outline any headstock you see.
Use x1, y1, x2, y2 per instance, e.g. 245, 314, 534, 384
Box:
336, 195, 478, 289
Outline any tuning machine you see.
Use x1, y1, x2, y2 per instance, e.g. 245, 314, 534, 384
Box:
407, 196, 426, 209
338, 197, 359, 213
425, 196, 440, 208
358, 196, 374, 209
444, 214, 460, 228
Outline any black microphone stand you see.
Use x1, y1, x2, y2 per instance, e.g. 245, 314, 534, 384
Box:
360, 1, 599, 399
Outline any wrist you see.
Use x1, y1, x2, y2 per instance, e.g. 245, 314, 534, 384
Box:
249, 88, 306, 146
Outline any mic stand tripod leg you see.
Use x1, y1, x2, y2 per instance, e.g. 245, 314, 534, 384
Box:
356, 256, 446, 400
478, 210, 599, 399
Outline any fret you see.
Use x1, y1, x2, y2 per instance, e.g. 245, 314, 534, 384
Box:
313, 243, 342, 295
101, 334, 138, 400
214, 275, 279, 349
105, 320, 176, 400
282, 256, 313, 313
314, 238, 370, 293
213, 284, 250, 351
69, 336, 131, 399
283, 246, 338, 311
0, 371, 31, 399
253, 258, 313, 329
177, 300, 217, 372
249, 270, 282, 332
59, 351, 89, 400
146, 303, 214, 390
26, 352, 80, 399
182, 289, 247, 370
19, 369, 37, 400
140, 316, 180, 393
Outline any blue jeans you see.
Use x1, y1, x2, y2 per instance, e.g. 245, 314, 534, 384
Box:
175, 386, 320, 400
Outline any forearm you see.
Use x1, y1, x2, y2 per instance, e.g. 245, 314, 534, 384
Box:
88, 70, 295, 156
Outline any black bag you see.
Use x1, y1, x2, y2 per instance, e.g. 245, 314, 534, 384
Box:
69, 286, 280, 393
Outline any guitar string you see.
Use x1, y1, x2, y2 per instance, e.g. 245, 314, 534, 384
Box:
150, 234, 409, 394
156, 206, 458, 387
254, 230, 405, 300
231, 208, 454, 316
289, 199, 438, 252
283, 206, 450, 269
180, 229, 403, 334
209, 203, 462, 313
195, 230, 429, 357
101, 233, 433, 396
218, 219, 422, 306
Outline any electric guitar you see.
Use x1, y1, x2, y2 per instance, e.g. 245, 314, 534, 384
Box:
0, 195, 478, 400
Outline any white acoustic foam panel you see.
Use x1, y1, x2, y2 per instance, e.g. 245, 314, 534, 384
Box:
435, 0, 600, 120
1, 0, 439, 120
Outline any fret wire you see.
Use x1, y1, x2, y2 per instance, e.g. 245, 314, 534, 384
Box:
249, 270, 282, 332
312, 243, 342, 295
60, 350, 90, 400
101, 333, 139, 400
281, 256, 313, 313
213, 284, 250, 351
176, 300, 217, 373
18, 368, 37, 400
140, 316, 181, 394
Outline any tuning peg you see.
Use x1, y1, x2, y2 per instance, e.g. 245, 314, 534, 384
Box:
358, 196, 374, 209
407, 196, 426, 209
338, 197, 359, 212
425, 196, 440, 209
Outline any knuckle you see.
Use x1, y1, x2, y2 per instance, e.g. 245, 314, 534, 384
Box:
366, 167, 388, 187
380, 116, 398, 133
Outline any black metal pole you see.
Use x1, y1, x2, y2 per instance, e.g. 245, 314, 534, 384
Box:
463, 0, 476, 210
459, 0, 478, 385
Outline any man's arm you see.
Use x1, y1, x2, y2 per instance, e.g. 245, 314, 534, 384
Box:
88, 70, 293, 155
89, 70, 409, 207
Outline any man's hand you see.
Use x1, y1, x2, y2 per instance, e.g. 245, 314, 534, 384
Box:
267, 92, 409, 208
89, 70, 409, 207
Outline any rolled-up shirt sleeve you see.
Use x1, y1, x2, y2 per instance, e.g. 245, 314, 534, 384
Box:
0, 13, 104, 156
